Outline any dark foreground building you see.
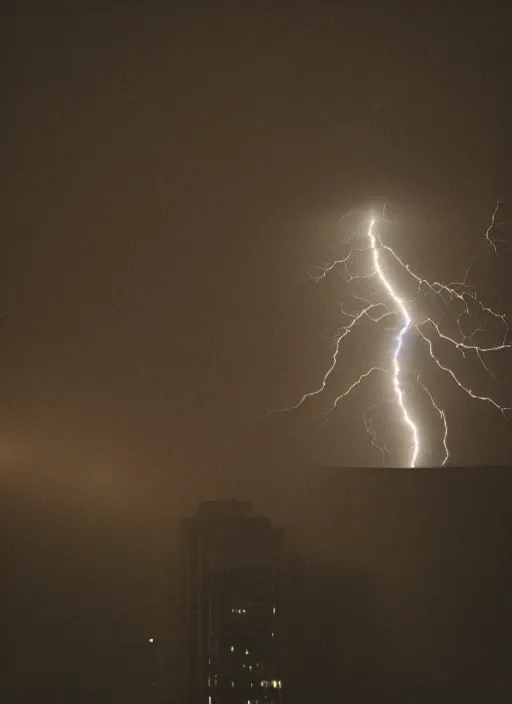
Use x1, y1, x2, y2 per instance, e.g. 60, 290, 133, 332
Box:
182, 500, 285, 704
284, 465, 512, 703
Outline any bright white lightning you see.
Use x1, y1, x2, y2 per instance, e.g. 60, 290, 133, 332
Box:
366, 217, 419, 467
270, 202, 511, 467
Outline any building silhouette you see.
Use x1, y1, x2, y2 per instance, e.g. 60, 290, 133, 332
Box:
182, 500, 285, 704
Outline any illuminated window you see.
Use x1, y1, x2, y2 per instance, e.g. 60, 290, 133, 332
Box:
260, 680, 282, 690
245, 648, 249, 655
230, 646, 235, 652
273, 607, 276, 614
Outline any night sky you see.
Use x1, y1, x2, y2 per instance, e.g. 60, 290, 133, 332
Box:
4, 2, 512, 702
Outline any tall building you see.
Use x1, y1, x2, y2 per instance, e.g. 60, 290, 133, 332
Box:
182, 500, 285, 704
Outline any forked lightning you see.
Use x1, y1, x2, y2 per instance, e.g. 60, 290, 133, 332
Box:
271, 203, 511, 467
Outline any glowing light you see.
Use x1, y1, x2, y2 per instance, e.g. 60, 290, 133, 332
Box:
261, 679, 283, 689
367, 217, 419, 466
271, 203, 511, 466
148, 638, 154, 644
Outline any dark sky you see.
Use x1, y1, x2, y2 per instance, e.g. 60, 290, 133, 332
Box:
3, 2, 511, 702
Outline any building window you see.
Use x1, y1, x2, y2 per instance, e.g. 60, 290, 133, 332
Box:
260, 679, 282, 690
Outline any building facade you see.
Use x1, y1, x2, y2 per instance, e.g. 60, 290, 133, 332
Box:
182, 500, 284, 704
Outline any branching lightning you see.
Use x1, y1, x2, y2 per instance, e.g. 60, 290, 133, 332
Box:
271, 202, 512, 467
366, 217, 419, 466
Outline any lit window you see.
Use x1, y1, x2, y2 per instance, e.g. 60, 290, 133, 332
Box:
261, 680, 282, 690
230, 646, 235, 652
209, 698, 212, 704
273, 606, 276, 614
245, 648, 249, 655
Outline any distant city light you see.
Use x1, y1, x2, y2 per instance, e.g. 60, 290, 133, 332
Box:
261, 679, 283, 689
148, 638, 154, 644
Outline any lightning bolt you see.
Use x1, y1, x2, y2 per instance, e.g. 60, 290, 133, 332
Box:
270, 202, 512, 467
366, 217, 419, 466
